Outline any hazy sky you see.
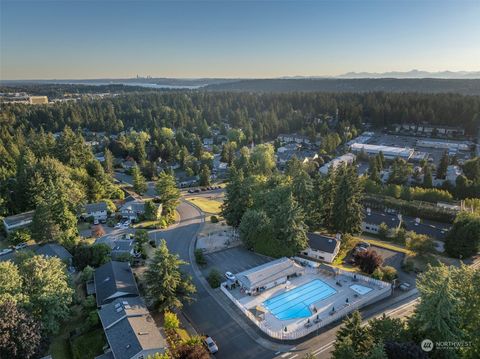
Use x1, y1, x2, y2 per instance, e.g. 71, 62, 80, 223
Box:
1, 0, 480, 80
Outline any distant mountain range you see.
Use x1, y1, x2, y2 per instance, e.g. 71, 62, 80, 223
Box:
335, 70, 480, 79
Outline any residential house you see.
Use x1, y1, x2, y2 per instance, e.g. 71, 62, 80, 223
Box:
178, 175, 199, 188
97, 297, 167, 359
236, 257, 305, 294
83, 202, 109, 221
2, 211, 34, 233
96, 236, 135, 260
93, 261, 140, 307
301, 233, 341, 263
361, 209, 402, 236
36, 243, 73, 266
119, 197, 148, 221
362, 209, 451, 240
0, 243, 72, 266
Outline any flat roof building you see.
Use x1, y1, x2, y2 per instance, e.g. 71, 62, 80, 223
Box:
319, 153, 356, 175
236, 257, 305, 294
350, 143, 414, 160
2, 211, 34, 233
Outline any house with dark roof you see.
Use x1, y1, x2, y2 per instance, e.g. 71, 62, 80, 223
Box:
94, 261, 139, 307
361, 209, 401, 236
36, 243, 73, 266
362, 209, 451, 240
82, 202, 109, 221
96, 297, 167, 359
301, 233, 340, 263
0, 243, 72, 266
236, 257, 304, 294
2, 211, 34, 233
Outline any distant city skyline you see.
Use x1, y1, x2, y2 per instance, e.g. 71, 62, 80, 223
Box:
1, 0, 479, 80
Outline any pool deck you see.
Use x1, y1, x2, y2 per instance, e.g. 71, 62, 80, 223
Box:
228, 270, 388, 332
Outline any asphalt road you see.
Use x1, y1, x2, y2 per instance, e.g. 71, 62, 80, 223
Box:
149, 200, 276, 359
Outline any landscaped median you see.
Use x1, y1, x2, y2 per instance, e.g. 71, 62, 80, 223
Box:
359, 237, 415, 256
184, 196, 223, 215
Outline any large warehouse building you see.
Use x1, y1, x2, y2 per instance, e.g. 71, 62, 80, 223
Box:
350, 143, 414, 160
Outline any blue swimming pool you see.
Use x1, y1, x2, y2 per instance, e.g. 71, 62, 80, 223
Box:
263, 279, 337, 320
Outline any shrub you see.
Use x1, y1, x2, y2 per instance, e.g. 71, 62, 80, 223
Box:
7, 229, 31, 245
405, 233, 436, 255
164, 311, 180, 330
81, 265, 95, 282
210, 215, 219, 223
207, 268, 222, 288
194, 249, 207, 266
372, 267, 384, 280
354, 249, 383, 274
381, 266, 398, 281
377, 222, 390, 240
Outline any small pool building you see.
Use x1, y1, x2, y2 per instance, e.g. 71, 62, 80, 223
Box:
236, 257, 304, 295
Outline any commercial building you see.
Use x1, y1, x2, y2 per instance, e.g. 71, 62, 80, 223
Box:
319, 153, 356, 175
301, 233, 340, 263
416, 139, 471, 152
350, 143, 414, 160
236, 257, 305, 294
29, 96, 48, 104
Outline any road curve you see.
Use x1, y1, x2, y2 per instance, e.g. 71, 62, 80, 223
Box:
149, 200, 276, 359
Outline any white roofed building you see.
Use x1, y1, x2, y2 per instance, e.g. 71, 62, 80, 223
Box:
350, 143, 414, 160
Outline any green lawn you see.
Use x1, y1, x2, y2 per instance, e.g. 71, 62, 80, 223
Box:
71, 329, 106, 359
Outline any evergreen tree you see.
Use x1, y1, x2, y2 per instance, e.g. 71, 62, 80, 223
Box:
437, 151, 449, 179
331, 165, 364, 234
423, 165, 433, 188
144, 240, 195, 311
155, 171, 180, 220
103, 148, 114, 175
199, 165, 211, 186
132, 165, 147, 195
334, 311, 372, 357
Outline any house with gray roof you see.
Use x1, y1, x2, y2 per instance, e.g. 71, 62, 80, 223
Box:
82, 202, 109, 221
36, 243, 73, 266
97, 236, 135, 260
0, 243, 72, 265
97, 297, 167, 359
94, 261, 139, 307
2, 211, 34, 233
236, 257, 305, 294
301, 233, 340, 263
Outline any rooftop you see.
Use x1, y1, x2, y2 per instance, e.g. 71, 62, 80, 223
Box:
94, 261, 139, 307
307, 233, 339, 254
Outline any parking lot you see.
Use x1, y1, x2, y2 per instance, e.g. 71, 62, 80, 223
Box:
202, 247, 272, 277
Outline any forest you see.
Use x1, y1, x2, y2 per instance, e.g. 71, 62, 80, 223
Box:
1, 90, 479, 137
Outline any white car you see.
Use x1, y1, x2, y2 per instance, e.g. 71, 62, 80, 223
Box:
0, 248, 13, 256
225, 271, 235, 281
14, 242, 28, 250
204, 336, 218, 354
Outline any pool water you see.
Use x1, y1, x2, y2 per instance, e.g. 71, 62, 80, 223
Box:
350, 284, 373, 295
263, 279, 337, 320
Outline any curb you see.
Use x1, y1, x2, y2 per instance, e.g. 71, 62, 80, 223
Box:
183, 200, 292, 353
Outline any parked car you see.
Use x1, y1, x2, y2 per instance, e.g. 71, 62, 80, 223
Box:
93, 218, 99, 225
14, 242, 28, 250
399, 282, 411, 291
357, 241, 370, 249
225, 271, 235, 281
204, 336, 218, 354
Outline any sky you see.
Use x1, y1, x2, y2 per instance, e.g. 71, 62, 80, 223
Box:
1, 0, 480, 80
